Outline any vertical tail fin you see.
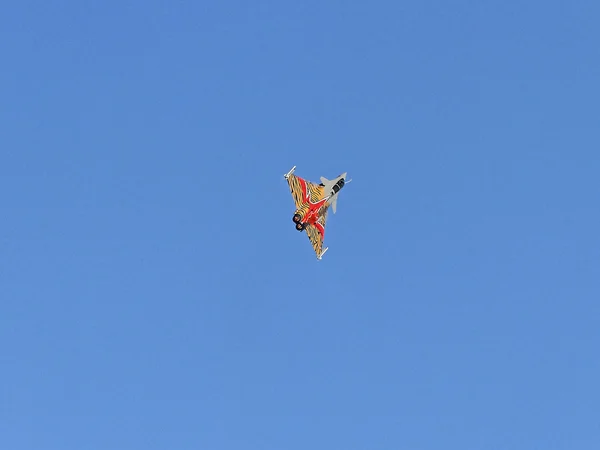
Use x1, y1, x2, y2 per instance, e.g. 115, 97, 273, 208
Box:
331, 195, 338, 213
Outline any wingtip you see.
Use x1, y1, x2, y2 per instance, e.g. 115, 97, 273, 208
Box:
317, 247, 329, 259
284, 165, 296, 179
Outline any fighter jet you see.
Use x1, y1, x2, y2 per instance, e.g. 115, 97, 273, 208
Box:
283, 165, 351, 259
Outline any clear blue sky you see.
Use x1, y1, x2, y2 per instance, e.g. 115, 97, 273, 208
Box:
2, 1, 599, 449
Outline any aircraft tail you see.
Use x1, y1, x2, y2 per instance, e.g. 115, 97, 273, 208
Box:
320, 175, 345, 214
330, 195, 338, 213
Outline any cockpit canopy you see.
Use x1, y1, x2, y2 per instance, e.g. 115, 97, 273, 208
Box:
332, 178, 344, 193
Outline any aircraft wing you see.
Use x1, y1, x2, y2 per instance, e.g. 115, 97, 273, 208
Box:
305, 207, 329, 259
286, 174, 324, 209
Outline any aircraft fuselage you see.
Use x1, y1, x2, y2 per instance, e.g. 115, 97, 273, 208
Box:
293, 196, 329, 231
294, 178, 346, 230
